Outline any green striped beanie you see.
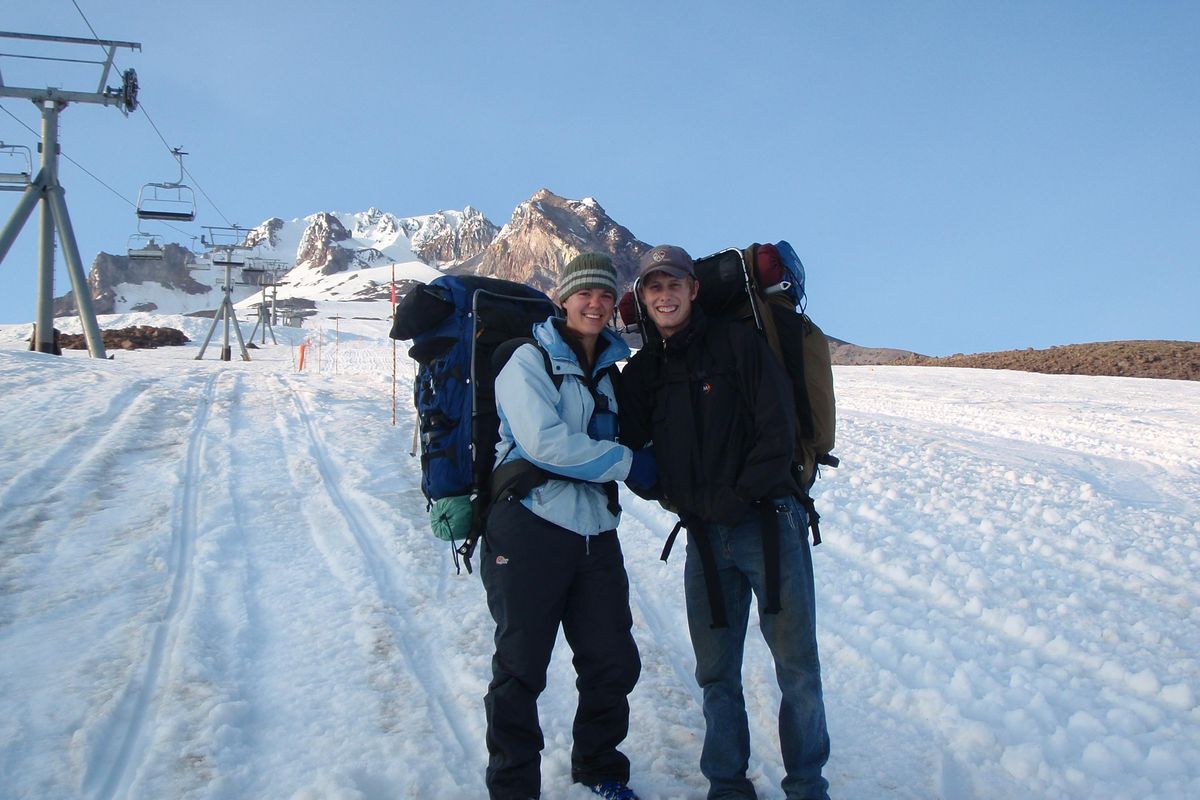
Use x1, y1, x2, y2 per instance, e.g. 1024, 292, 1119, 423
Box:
557, 253, 619, 303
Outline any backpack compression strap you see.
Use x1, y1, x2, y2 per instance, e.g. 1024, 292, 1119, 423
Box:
658, 518, 730, 629
675, 517, 729, 629
799, 492, 823, 546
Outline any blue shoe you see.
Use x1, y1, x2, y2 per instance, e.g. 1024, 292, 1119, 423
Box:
584, 782, 640, 800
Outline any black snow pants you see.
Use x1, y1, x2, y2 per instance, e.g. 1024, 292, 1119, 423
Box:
481, 497, 641, 800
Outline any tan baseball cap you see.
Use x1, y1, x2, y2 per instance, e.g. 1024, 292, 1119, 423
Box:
637, 244, 695, 280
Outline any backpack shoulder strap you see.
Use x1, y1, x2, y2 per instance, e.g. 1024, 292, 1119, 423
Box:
601, 362, 621, 392
491, 336, 563, 390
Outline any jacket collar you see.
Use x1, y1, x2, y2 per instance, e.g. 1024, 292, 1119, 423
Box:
533, 317, 631, 376
661, 306, 711, 355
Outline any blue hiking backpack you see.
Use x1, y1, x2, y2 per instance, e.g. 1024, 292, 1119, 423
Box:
768, 240, 809, 310
390, 275, 558, 571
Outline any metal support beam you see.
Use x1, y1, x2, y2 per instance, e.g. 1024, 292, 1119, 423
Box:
0, 85, 125, 108
47, 181, 106, 357
34, 170, 54, 353
195, 258, 251, 362
0, 30, 141, 49
0, 173, 41, 263
0, 30, 139, 358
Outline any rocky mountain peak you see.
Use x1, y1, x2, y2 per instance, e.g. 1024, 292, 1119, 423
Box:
353, 208, 400, 240
296, 213, 353, 275
245, 217, 285, 250
403, 206, 498, 267
53, 243, 212, 317
469, 188, 649, 294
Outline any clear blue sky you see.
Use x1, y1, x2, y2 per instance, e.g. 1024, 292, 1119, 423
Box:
2, 0, 1196, 355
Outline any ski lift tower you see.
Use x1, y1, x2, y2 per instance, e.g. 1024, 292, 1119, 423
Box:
246, 258, 286, 345
195, 225, 253, 362
0, 31, 141, 358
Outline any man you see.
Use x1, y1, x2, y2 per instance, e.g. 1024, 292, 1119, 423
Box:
618, 245, 831, 800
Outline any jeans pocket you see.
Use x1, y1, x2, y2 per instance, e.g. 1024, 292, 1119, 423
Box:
766, 497, 793, 529
769, 496, 809, 541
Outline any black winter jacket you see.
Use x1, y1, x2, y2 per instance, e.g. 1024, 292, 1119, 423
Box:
618, 309, 799, 526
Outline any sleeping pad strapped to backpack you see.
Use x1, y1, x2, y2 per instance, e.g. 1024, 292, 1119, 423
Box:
389, 275, 558, 572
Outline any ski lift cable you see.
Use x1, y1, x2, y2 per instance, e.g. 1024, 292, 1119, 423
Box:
70, 0, 236, 229
1, 102, 130, 209
134, 99, 234, 227
1, 102, 40, 139
2, 101, 195, 242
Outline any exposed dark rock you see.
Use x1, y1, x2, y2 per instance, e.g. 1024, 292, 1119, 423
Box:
244, 217, 285, 250
56, 325, 190, 351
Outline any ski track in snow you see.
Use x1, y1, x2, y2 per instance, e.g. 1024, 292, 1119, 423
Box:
0, 377, 154, 520
2, 343, 1199, 800
83, 372, 219, 800
281, 375, 479, 790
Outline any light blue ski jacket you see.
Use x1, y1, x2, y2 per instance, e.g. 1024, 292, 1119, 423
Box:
493, 318, 633, 536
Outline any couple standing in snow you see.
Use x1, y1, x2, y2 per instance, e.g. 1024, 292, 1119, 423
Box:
481, 247, 830, 800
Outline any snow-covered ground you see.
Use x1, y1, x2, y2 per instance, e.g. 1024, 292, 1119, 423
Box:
1, 316, 1197, 800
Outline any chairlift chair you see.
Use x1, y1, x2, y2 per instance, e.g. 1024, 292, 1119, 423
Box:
135, 147, 197, 222
0, 141, 33, 191
136, 181, 197, 222
211, 248, 245, 268
184, 237, 210, 270
127, 232, 165, 261
241, 257, 286, 287
240, 265, 266, 286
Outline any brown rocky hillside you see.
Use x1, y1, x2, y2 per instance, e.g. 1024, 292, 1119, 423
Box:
827, 337, 915, 366
890, 340, 1200, 381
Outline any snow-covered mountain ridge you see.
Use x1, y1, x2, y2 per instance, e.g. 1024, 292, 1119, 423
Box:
53, 189, 647, 319
51, 205, 490, 317
243, 205, 497, 276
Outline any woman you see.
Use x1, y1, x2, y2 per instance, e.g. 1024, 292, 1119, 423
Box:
481, 253, 654, 800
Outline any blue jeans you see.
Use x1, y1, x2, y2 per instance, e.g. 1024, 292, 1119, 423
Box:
684, 496, 830, 800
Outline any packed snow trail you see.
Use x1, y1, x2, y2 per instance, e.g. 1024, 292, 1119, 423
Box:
1, 331, 1198, 799
83, 371, 219, 799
